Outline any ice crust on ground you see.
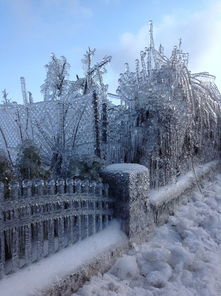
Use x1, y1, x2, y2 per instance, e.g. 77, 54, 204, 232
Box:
74, 174, 221, 296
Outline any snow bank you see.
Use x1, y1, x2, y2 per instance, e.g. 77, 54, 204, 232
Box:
0, 220, 127, 296
74, 174, 221, 296
150, 160, 219, 206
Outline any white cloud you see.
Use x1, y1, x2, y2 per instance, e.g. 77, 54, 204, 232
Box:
108, 1, 221, 92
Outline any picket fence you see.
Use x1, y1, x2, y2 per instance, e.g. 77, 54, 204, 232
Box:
0, 178, 114, 278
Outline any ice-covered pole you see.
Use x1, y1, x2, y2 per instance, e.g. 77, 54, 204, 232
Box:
101, 163, 154, 243
20, 77, 28, 105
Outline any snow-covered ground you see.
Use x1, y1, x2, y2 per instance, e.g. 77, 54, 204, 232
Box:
74, 174, 221, 296
0, 221, 127, 296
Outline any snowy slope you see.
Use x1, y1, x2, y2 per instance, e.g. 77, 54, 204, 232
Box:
74, 174, 221, 296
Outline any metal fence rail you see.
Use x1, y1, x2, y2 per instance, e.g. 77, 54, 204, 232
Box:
0, 178, 114, 278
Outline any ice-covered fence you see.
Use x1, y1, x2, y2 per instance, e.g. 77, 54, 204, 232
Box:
101, 161, 220, 243
0, 93, 96, 163
0, 178, 114, 278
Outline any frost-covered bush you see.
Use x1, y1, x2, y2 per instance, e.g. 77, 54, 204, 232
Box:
0, 149, 14, 184
109, 23, 221, 188
65, 156, 105, 181
16, 140, 50, 180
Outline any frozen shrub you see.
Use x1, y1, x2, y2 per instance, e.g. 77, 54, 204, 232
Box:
65, 156, 104, 181
16, 140, 50, 180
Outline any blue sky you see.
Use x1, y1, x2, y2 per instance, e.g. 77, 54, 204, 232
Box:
0, 0, 220, 103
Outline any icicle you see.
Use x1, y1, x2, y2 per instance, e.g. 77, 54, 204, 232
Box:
47, 179, 55, 195
75, 179, 82, 194
104, 214, 109, 228
56, 179, 65, 194
92, 213, 96, 234
48, 219, 54, 255
135, 59, 140, 85
124, 63, 130, 74
140, 51, 147, 80
85, 215, 89, 238
0, 231, 5, 278
9, 181, 20, 200
159, 44, 164, 55
99, 214, 103, 231
0, 183, 4, 203
66, 178, 74, 194
34, 180, 44, 197
25, 224, 31, 265
90, 181, 97, 196
103, 183, 109, 197
96, 183, 103, 196
78, 215, 82, 241
37, 222, 44, 260
67, 216, 73, 245
82, 180, 89, 195
22, 180, 32, 198
11, 228, 19, 272
178, 38, 182, 50
58, 217, 64, 250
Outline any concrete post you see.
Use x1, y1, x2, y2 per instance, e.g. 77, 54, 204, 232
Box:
101, 163, 154, 243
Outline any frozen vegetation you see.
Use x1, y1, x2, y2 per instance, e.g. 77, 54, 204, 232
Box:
74, 174, 221, 296
0, 21, 220, 188
0, 19, 220, 295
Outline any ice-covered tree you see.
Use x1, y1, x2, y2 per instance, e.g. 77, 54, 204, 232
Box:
0, 149, 14, 185
16, 140, 50, 180
2, 89, 11, 105
41, 54, 70, 101
34, 49, 111, 177
109, 21, 221, 187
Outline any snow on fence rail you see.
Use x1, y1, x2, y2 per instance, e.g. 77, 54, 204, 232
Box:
0, 178, 114, 278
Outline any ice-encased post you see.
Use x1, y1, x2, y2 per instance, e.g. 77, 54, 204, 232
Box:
92, 90, 101, 158
0, 231, 4, 279
58, 217, 64, 250
12, 228, 19, 272
57, 179, 65, 194
22, 180, 32, 198
95, 183, 103, 231
37, 222, 44, 260
101, 163, 154, 243
25, 224, 31, 265
48, 219, 55, 254
0, 183, 5, 278
47, 180, 55, 195
78, 215, 82, 241
66, 179, 74, 194
104, 183, 109, 227
34, 180, 44, 196
9, 181, 20, 200
66, 216, 72, 245
92, 203, 96, 234
69, 216, 75, 244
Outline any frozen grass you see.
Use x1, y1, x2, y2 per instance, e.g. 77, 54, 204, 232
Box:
0, 220, 127, 296
74, 174, 221, 296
